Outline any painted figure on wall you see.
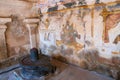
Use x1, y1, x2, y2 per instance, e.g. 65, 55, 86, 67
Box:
61, 22, 80, 44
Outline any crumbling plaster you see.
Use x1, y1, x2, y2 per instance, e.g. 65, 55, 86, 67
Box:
0, 0, 120, 79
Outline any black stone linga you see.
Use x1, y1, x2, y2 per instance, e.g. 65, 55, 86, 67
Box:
30, 48, 39, 62
19, 48, 56, 79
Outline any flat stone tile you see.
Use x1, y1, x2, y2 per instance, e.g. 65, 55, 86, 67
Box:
50, 65, 114, 80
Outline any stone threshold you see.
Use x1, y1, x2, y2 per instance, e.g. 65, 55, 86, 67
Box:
0, 64, 20, 75
0, 54, 29, 69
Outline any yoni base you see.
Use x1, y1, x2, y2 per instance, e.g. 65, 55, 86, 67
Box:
8, 69, 45, 80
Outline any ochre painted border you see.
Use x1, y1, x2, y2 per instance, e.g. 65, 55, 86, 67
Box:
40, 1, 120, 15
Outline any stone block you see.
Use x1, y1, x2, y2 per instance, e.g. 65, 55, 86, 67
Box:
0, 18, 11, 24
23, 19, 39, 24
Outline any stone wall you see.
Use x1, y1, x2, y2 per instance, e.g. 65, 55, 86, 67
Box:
38, 0, 120, 79
0, 0, 39, 62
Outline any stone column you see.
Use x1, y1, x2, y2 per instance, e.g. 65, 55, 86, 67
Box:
0, 18, 11, 61
24, 19, 39, 48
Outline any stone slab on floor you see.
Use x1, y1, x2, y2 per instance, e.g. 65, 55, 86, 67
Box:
9, 69, 45, 80
49, 65, 114, 80
0, 59, 115, 80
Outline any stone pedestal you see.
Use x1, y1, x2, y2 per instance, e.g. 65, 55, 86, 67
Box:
0, 18, 11, 61
24, 18, 39, 48
8, 69, 45, 80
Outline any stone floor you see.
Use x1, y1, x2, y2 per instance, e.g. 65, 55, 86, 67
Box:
0, 59, 115, 80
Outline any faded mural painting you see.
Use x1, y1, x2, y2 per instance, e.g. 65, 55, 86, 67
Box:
38, 1, 120, 79
0, 0, 119, 79
40, 4, 120, 56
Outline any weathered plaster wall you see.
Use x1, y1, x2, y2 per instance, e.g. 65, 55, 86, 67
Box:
38, 0, 120, 79
0, 0, 38, 17
0, 0, 39, 62
0, 0, 120, 79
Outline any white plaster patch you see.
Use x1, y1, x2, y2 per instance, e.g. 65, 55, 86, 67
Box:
48, 17, 62, 40
108, 22, 120, 43
41, 6, 48, 13
40, 30, 56, 47
85, 0, 95, 5
84, 13, 92, 41
100, 0, 116, 3
98, 43, 120, 59
93, 11, 103, 46
58, 5, 66, 10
